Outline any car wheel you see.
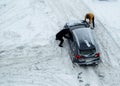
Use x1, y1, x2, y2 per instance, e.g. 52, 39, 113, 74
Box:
72, 58, 76, 63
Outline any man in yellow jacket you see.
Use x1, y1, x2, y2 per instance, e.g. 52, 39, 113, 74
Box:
84, 13, 95, 28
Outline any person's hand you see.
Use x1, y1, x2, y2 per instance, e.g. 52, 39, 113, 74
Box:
82, 20, 86, 23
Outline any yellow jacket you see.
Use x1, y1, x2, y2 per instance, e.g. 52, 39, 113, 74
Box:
85, 13, 94, 24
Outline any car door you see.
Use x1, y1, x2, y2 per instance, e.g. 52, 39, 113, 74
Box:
69, 37, 78, 61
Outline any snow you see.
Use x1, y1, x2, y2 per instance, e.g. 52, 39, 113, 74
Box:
0, 0, 120, 86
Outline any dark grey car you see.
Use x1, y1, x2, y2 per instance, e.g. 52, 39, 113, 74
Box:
64, 20, 100, 65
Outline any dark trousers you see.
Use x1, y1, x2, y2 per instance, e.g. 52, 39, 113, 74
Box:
56, 37, 64, 46
92, 17, 95, 28
59, 38, 64, 46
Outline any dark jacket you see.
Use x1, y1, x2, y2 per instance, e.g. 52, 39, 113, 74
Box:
56, 29, 71, 40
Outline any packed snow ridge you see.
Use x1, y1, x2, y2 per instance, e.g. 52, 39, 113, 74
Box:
0, 0, 120, 86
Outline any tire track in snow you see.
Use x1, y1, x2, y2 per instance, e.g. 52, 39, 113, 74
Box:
45, 0, 103, 86
95, 20, 120, 66
67, 0, 120, 86
0, 7, 32, 29
0, 0, 77, 86
0, 0, 41, 30
0, 0, 16, 16
82, 1, 120, 86
0, 0, 119, 86
0, 44, 71, 85
45, 0, 120, 86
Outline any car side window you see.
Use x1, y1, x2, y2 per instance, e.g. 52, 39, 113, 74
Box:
71, 42, 75, 51
69, 31, 73, 41
71, 41, 77, 52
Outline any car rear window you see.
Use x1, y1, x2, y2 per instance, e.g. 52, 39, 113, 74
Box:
70, 24, 87, 29
79, 48, 96, 55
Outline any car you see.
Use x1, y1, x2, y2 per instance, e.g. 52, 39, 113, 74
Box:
64, 20, 100, 65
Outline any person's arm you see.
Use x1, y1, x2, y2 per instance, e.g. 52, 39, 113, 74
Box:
64, 35, 70, 39
64, 32, 72, 39
84, 15, 87, 21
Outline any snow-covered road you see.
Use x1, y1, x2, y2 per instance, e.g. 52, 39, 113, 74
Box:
0, 0, 120, 86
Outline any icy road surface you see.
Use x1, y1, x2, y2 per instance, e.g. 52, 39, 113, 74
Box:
0, 0, 120, 86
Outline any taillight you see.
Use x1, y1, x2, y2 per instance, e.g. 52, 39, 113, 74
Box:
95, 53, 100, 57
75, 55, 81, 59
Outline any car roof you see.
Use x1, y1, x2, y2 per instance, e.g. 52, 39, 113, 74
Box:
65, 20, 96, 50
66, 20, 87, 26
72, 28, 96, 50
65, 20, 90, 30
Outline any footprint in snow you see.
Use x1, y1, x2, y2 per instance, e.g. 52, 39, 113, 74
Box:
85, 83, 90, 86
0, 50, 5, 54
77, 72, 83, 82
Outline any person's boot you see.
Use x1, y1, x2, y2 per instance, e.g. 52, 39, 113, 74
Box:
59, 44, 63, 47
89, 24, 94, 29
59, 39, 63, 47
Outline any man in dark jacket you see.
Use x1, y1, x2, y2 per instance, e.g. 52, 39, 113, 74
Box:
56, 28, 71, 47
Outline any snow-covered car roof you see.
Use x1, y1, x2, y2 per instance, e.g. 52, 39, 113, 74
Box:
64, 20, 90, 30
66, 20, 84, 26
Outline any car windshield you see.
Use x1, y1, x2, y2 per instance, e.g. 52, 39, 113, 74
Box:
79, 48, 96, 55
